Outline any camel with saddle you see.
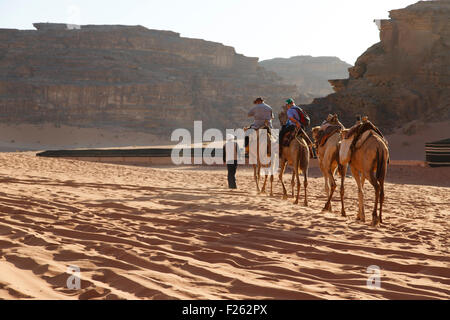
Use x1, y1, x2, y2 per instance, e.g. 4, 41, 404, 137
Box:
277, 108, 310, 205
312, 114, 388, 225
339, 116, 389, 226
311, 114, 346, 215
244, 122, 276, 196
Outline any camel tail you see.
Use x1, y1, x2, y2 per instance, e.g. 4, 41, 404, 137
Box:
297, 158, 303, 175
376, 147, 386, 181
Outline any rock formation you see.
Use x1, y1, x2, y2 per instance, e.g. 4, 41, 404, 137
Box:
259, 56, 352, 99
304, 0, 450, 132
0, 23, 296, 135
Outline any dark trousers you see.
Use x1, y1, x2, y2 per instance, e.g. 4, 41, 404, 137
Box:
227, 162, 237, 189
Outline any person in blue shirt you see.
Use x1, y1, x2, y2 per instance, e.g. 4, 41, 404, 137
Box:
279, 98, 303, 145
279, 98, 315, 158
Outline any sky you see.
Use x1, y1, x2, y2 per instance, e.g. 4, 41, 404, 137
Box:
0, 0, 419, 65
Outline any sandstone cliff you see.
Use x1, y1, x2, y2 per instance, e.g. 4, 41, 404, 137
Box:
259, 56, 351, 99
0, 23, 296, 136
304, 0, 450, 132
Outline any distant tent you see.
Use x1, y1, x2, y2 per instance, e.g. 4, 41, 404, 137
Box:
425, 138, 450, 167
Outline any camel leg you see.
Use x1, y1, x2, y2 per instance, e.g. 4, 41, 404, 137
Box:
360, 175, 366, 222
351, 166, 365, 222
294, 166, 300, 205
261, 171, 268, 194
322, 168, 330, 211
323, 170, 336, 212
339, 164, 347, 217
279, 160, 288, 199
320, 161, 330, 211
329, 163, 339, 210
378, 151, 387, 224
253, 165, 260, 193
258, 165, 262, 192
328, 173, 336, 211
291, 171, 295, 198
270, 174, 274, 197
303, 169, 308, 207
379, 179, 384, 224
368, 171, 380, 227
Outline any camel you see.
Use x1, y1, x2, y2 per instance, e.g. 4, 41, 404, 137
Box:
245, 126, 275, 196
311, 114, 346, 215
278, 106, 298, 196
278, 105, 314, 198
278, 128, 309, 205
339, 118, 389, 226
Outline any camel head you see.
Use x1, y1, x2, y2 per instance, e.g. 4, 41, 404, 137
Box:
278, 107, 287, 126
326, 114, 333, 122
324, 113, 345, 129
326, 113, 338, 123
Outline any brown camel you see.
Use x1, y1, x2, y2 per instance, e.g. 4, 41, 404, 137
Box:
278, 106, 305, 198
311, 114, 346, 215
339, 119, 389, 226
278, 128, 309, 205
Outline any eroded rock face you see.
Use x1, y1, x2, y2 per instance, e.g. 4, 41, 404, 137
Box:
304, 0, 450, 132
260, 56, 352, 98
0, 24, 296, 134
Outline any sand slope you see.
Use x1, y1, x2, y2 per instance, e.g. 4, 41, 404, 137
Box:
0, 153, 448, 299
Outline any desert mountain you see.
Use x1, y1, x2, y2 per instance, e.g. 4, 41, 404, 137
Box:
0, 23, 296, 137
260, 56, 352, 100
304, 0, 450, 132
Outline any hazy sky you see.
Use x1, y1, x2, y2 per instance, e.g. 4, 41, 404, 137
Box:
0, 0, 418, 64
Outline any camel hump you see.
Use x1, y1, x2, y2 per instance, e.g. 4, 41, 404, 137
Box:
316, 125, 342, 147
354, 130, 375, 149
360, 120, 384, 138
347, 119, 384, 146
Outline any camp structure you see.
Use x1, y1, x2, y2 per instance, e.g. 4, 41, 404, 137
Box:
425, 138, 450, 167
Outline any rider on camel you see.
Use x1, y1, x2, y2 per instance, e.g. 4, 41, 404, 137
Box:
245, 97, 274, 147
279, 98, 314, 157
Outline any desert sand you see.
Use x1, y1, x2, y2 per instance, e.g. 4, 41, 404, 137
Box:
0, 152, 448, 300
385, 120, 450, 161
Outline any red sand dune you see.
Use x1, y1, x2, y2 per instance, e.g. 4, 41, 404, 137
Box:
0, 152, 448, 299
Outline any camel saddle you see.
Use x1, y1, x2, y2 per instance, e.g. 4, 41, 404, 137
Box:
281, 126, 296, 147
348, 120, 386, 153
315, 125, 342, 148
281, 126, 308, 146
244, 125, 272, 157
281, 126, 315, 158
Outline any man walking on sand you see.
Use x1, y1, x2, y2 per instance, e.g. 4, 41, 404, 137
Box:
223, 134, 240, 189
